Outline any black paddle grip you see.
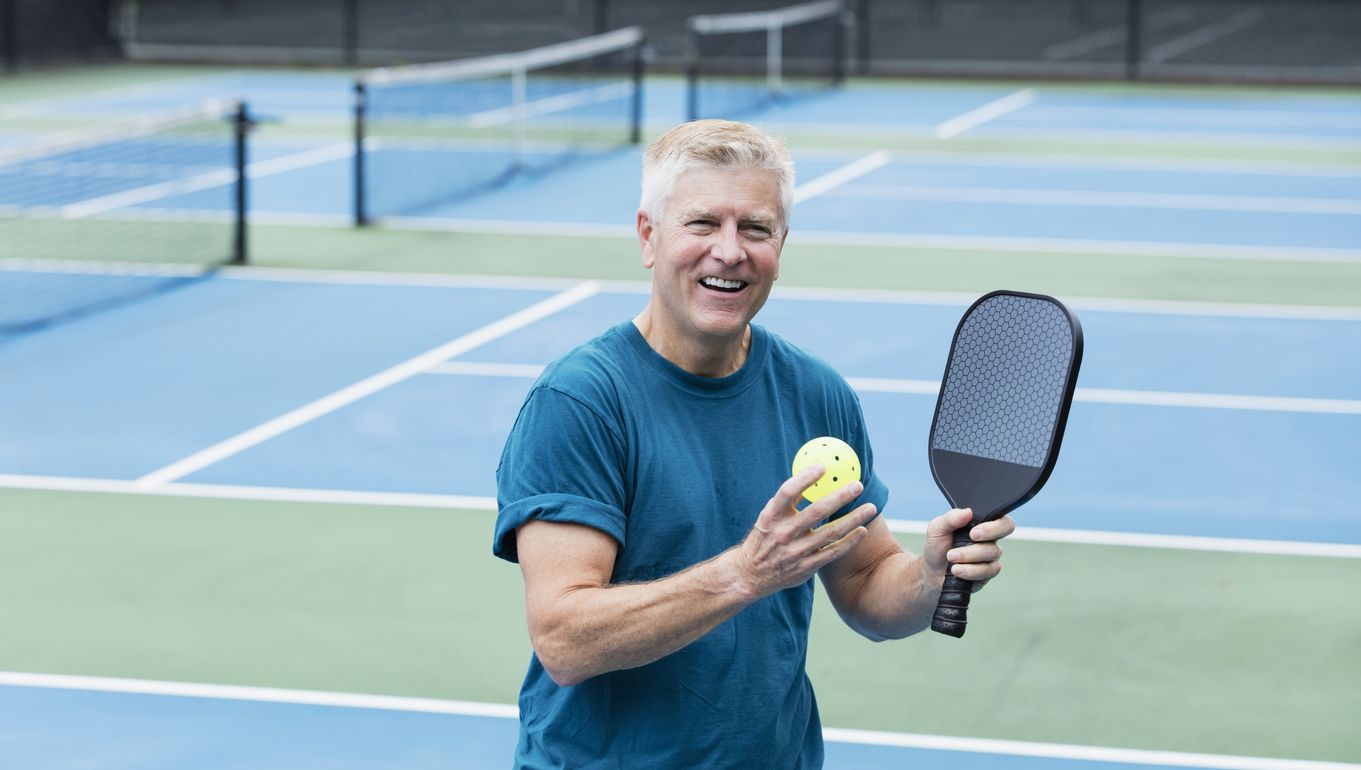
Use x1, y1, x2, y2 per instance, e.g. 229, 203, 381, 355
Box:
930, 529, 976, 638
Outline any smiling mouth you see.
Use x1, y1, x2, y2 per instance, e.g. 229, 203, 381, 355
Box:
699, 276, 748, 293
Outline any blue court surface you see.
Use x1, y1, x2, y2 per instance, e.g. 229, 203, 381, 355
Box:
0, 677, 1321, 770
3, 66, 1361, 769
3, 273, 1358, 546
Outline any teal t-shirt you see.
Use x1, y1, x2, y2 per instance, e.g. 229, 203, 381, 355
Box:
493, 321, 889, 769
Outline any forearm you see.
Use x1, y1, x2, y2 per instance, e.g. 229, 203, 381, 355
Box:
834, 550, 942, 642
531, 548, 756, 686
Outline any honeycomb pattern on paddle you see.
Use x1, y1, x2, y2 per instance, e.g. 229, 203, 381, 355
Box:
932, 295, 1074, 468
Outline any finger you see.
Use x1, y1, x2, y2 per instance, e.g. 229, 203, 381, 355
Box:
762, 465, 826, 521
809, 502, 877, 553
927, 507, 974, 538
949, 559, 1002, 583
923, 507, 973, 573
798, 479, 865, 527
807, 521, 869, 567
946, 542, 1002, 565
969, 514, 1016, 543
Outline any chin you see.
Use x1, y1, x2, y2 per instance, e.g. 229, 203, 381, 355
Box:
690, 313, 751, 340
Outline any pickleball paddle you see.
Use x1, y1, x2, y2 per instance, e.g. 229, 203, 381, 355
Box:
928, 290, 1083, 638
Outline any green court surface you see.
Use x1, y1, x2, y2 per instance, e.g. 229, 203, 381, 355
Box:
2, 488, 1358, 761
250, 224, 1361, 307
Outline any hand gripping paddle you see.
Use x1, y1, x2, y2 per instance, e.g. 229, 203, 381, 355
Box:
928, 290, 1083, 638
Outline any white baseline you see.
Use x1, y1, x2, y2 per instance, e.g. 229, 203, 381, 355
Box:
0, 672, 1355, 770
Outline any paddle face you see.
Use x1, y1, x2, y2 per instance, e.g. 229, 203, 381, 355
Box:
928, 290, 1082, 638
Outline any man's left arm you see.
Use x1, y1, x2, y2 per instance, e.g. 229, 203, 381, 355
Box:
817, 508, 1015, 641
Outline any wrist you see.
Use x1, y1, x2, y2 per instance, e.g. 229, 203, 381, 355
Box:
717, 546, 766, 605
917, 554, 947, 600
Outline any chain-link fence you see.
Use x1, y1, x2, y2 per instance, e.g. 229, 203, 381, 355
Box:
4, 0, 1359, 84
0, 0, 119, 71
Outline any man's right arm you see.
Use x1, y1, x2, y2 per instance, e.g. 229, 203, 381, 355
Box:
515, 466, 877, 686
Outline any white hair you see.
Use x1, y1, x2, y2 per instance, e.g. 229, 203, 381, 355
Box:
639, 120, 795, 230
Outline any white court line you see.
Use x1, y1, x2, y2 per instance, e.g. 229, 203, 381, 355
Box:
429, 361, 548, 378
882, 519, 1361, 559
467, 82, 633, 127
791, 151, 893, 204
244, 142, 354, 177
13, 256, 1338, 321
769, 119, 1361, 149
1145, 7, 1266, 65
2, 473, 1355, 558
789, 230, 1361, 265
60, 142, 353, 219
826, 184, 1361, 216
198, 265, 1361, 320
264, 213, 1361, 265
934, 89, 1036, 139
816, 148, 1361, 177
0, 672, 1354, 768
1015, 106, 1361, 131
130, 282, 601, 489
848, 377, 1361, 415
822, 727, 1361, 770
763, 286, 1361, 322
426, 365, 1361, 416
0, 74, 236, 120
0, 672, 517, 718
0, 474, 496, 510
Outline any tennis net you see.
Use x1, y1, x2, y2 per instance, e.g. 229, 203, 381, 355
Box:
354, 27, 646, 225
686, 0, 848, 121
0, 100, 249, 337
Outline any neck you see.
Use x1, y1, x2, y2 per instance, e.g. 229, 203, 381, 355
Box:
632, 308, 751, 378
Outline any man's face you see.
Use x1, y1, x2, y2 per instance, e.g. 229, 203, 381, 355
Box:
637, 165, 786, 345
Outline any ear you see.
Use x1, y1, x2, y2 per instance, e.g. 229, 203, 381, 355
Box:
774, 227, 788, 281
637, 210, 656, 269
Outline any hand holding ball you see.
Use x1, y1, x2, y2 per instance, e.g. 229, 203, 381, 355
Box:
791, 437, 861, 503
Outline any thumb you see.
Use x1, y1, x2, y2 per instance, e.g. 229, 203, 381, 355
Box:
924, 507, 973, 571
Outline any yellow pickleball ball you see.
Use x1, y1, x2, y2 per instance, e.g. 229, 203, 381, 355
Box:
791, 436, 861, 503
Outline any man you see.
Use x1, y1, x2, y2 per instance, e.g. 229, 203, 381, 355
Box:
493, 120, 1013, 768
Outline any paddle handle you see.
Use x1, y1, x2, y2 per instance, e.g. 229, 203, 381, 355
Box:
930, 529, 976, 638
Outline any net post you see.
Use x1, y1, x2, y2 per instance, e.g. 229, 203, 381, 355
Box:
630, 39, 645, 144
685, 29, 699, 121
353, 79, 368, 227
1124, 0, 1143, 80
232, 102, 249, 265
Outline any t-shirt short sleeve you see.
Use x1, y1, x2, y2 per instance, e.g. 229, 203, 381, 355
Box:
493, 385, 628, 563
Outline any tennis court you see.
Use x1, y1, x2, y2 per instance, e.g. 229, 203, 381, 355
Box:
2, 33, 1359, 770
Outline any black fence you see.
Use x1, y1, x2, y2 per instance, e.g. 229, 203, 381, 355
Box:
0, 0, 120, 70
4, 0, 1359, 84
853, 0, 1361, 84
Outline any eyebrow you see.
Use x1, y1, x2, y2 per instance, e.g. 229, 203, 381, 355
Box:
679, 209, 777, 226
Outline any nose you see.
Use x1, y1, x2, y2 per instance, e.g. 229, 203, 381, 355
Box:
709, 221, 745, 266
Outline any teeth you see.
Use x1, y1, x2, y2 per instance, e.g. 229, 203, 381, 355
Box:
701, 277, 746, 290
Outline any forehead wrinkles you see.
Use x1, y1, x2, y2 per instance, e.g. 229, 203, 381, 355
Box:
668, 168, 784, 224
676, 203, 778, 223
